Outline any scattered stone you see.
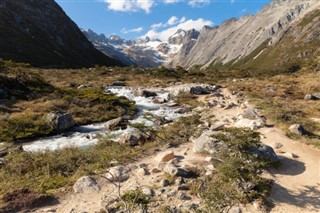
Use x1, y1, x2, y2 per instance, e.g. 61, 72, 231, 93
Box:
250, 144, 278, 163
289, 124, 305, 135
313, 93, 320, 99
139, 163, 148, 168
47, 112, 75, 132
104, 166, 130, 182
160, 179, 170, 187
142, 90, 157, 97
105, 117, 125, 130
137, 168, 149, 176
191, 131, 227, 154
177, 185, 189, 191
77, 84, 93, 89
228, 206, 242, 213
73, 176, 100, 193
112, 81, 126, 86
141, 188, 155, 197
178, 192, 191, 201
151, 168, 161, 174
153, 97, 167, 104
205, 157, 213, 162
166, 189, 178, 197
273, 142, 283, 149
167, 102, 179, 107
283, 152, 298, 159
209, 123, 225, 131
175, 177, 186, 185
0, 158, 6, 167
155, 150, 175, 162
225, 102, 237, 110
190, 86, 212, 95
118, 131, 146, 146
109, 159, 119, 166
304, 94, 319, 100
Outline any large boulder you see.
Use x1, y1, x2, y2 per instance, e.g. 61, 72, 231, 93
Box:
190, 86, 212, 95
104, 166, 130, 182
250, 144, 278, 163
118, 131, 146, 146
191, 131, 227, 154
234, 108, 265, 130
142, 90, 157, 98
73, 176, 100, 193
105, 117, 125, 130
289, 124, 305, 135
47, 112, 75, 132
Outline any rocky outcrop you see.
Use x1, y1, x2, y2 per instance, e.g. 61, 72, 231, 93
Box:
47, 112, 75, 132
0, 0, 121, 68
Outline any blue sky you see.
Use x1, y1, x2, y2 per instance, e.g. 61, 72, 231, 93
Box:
56, 0, 272, 41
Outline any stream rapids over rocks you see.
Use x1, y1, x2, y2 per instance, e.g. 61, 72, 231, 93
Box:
22, 84, 217, 152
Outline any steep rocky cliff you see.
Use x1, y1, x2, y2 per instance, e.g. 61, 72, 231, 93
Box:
169, 0, 320, 69
0, 0, 122, 68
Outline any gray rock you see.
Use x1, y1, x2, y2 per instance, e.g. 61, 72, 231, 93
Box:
137, 168, 149, 176
73, 176, 100, 193
118, 131, 146, 146
142, 90, 157, 97
313, 93, 320, 99
105, 117, 125, 130
191, 131, 227, 154
228, 206, 242, 213
250, 144, 278, 163
112, 81, 126, 87
178, 192, 191, 201
104, 166, 130, 182
142, 188, 155, 197
153, 97, 167, 104
177, 185, 189, 191
304, 94, 317, 100
77, 84, 93, 89
190, 86, 212, 95
289, 124, 305, 135
160, 179, 170, 187
47, 112, 75, 132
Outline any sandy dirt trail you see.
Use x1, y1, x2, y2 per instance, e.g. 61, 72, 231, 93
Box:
260, 128, 320, 213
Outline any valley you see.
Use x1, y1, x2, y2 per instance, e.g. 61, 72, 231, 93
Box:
0, 0, 319, 212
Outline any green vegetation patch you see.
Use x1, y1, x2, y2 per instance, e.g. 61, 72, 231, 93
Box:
193, 128, 275, 212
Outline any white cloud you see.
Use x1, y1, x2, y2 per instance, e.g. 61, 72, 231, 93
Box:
121, 27, 144, 34
103, 0, 154, 13
188, 0, 210, 8
144, 17, 213, 41
164, 0, 181, 4
167, 16, 179, 25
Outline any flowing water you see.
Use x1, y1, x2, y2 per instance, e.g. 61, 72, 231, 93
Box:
22, 86, 189, 152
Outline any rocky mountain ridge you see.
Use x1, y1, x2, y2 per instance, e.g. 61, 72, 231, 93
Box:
169, 0, 320, 69
0, 0, 122, 68
83, 28, 200, 68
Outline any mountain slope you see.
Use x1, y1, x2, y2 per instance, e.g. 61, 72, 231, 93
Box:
0, 0, 122, 68
169, 0, 320, 69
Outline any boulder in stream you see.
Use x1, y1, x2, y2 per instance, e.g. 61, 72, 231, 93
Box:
47, 112, 75, 132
